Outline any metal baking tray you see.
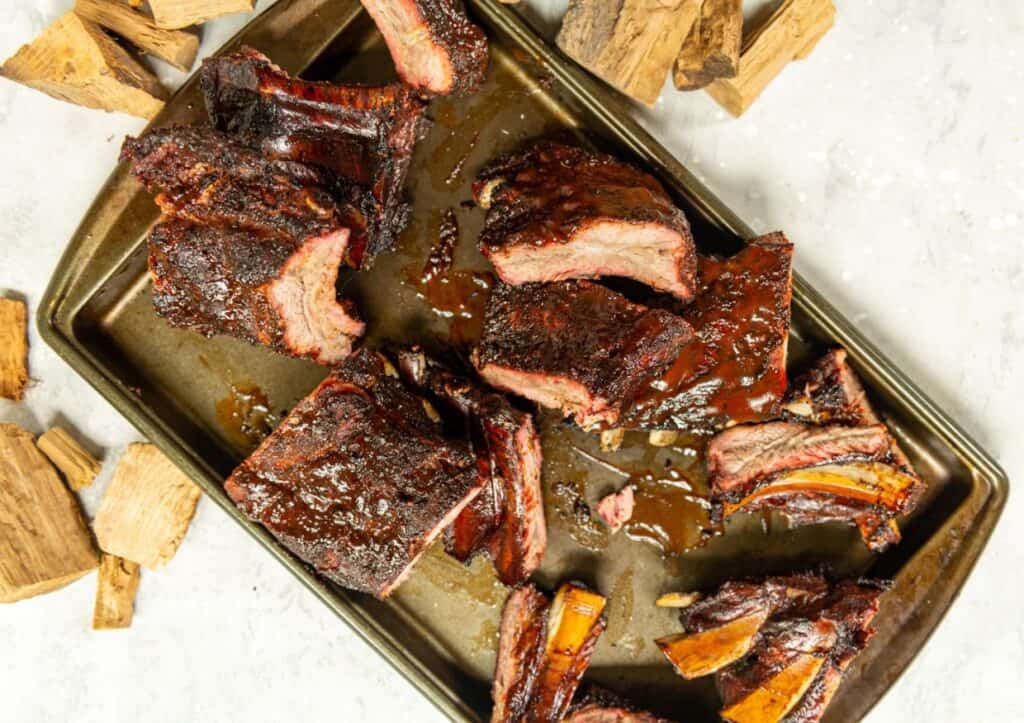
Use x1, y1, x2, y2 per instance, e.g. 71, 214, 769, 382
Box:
38, 1, 1007, 720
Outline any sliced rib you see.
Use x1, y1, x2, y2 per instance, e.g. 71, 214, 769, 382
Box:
473, 281, 693, 430
473, 142, 697, 301
622, 232, 793, 432
200, 48, 430, 267
397, 348, 547, 586
223, 349, 484, 598
707, 422, 893, 495
359, 0, 488, 95
148, 220, 364, 365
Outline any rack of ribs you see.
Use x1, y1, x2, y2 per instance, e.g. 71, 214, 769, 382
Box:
473, 142, 698, 302
224, 349, 485, 598
200, 48, 430, 268
657, 574, 885, 723
396, 348, 546, 586
621, 232, 793, 432
473, 280, 694, 430
122, 125, 366, 365
706, 350, 926, 550
358, 0, 489, 95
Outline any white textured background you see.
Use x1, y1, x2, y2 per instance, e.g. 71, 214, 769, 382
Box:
1, 1, 1021, 720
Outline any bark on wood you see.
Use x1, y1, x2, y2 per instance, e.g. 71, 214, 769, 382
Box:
93, 554, 141, 629
0, 12, 167, 120
37, 427, 102, 491
147, 0, 256, 30
674, 0, 743, 90
0, 424, 99, 603
705, 0, 836, 117
93, 443, 201, 570
74, 0, 199, 72
557, 0, 703, 106
0, 298, 28, 401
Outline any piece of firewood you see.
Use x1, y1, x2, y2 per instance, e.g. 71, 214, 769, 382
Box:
37, 427, 102, 491
0, 424, 99, 603
0, 12, 167, 120
147, 0, 255, 30
93, 443, 201, 570
557, 0, 703, 106
674, 0, 742, 90
0, 298, 28, 401
93, 554, 141, 629
705, 0, 836, 117
74, 0, 199, 72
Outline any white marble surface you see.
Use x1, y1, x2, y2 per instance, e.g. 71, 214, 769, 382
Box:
1, 1, 1021, 720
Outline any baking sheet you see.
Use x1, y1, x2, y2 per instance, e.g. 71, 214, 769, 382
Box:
38, 1, 1007, 720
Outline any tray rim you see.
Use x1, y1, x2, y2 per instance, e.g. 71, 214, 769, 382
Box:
36, 1, 1008, 721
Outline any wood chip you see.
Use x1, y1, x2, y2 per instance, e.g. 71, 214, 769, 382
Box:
0, 424, 98, 603
0, 298, 28, 401
93, 554, 141, 629
0, 12, 167, 119
674, 0, 743, 90
74, 0, 199, 72
37, 427, 102, 491
147, 0, 255, 30
557, 0, 703, 106
706, 0, 836, 117
93, 443, 201, 570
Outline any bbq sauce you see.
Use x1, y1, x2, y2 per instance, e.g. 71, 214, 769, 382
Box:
405, 209, 493, 346
215, 382, 276, 449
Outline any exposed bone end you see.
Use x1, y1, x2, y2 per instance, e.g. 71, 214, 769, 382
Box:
476, 177, 505, 209
719, 653, 825, 723
657, 610, 769, 679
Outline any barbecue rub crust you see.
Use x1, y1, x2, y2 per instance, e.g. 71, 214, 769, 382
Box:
224, 349, 484, 598
473, 142, 697, 301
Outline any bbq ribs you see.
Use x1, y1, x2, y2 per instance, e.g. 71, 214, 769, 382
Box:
359, 0, 488, 96
657, 574, 885, 723
492, 582, 608, 723
122, 125, 366, 365
473, 281, 693, 430
706, 350, 926, 550
621, 232, 793, 432
397, 348, 546, 586
224, 349, 484, 598
201, 48, 430, 267
473, 142, 698, 301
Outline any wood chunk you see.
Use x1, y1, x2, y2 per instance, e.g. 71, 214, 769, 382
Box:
557, 0, 703, 106
0, 424, 99, 603
706, 0, 835, 116
37, 427, 102, 491
674, 0, 742, 90
0, 299, 28, 401
0, 12, 167, 119
147, 0, 255, 30
93, 554, 141, 629
93, 443, 201, 570
75, 0, 199, 71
